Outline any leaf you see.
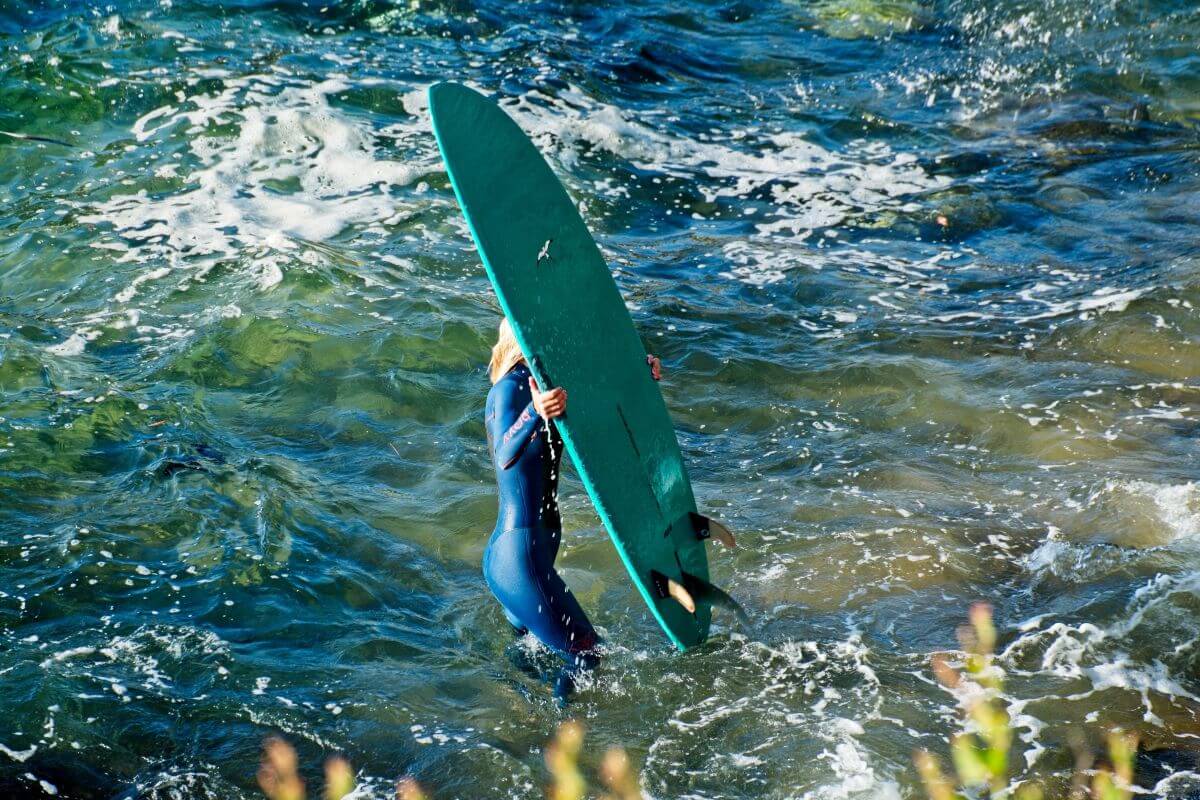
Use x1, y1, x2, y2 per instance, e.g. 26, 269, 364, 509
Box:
324, 756, 354, 800
950, 735, 991, 787
914, 750, 960, 800
258, 738, 305, 800
546, 721, 587, 800
970, 603, 996, 655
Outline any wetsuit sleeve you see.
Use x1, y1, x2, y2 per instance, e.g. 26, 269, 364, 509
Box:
488, 378, 542, 470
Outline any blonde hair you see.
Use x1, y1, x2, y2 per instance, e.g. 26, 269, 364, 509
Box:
488, 317, 525, 383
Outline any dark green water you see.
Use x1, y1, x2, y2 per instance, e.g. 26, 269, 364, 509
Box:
1, 0, 1199, 797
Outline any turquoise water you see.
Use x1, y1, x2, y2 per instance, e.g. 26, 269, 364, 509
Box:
2, 0, 1199, 797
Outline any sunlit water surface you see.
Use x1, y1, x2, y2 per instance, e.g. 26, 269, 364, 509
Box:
2, 0, 1200, 797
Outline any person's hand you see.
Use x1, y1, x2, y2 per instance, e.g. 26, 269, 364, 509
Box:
646, 354, 662, 381
529, 376, 567, 420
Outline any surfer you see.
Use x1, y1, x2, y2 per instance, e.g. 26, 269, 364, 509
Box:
483, 318, 661, 700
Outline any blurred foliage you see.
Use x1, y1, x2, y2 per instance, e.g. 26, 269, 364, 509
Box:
397, 776, 428, 800
258, 722, 644, 800
506, 720, 644, 800
258, 737, 356, 800
256, 606, 1143, 800
916, 603, 1137, 800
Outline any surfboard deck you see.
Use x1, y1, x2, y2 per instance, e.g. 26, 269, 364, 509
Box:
429, 82, 711, 650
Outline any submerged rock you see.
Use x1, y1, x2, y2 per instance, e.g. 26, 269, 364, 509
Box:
1136, 744, 1200, 796
151, 441, 227, 479
796, 0, 934, 39
0, 751, 121, 800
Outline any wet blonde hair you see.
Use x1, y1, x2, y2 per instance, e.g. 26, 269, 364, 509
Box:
488, 317, 525, 384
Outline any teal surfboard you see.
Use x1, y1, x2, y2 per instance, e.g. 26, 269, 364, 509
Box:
429, 82, 716, 650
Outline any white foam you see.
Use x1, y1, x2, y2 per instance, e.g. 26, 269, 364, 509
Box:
70, 69, 427, 351
0, 742, 36, 763
1126, 481, 1200, 542
1152, 770, 1200, 799
45, 333, 88, 357
1015, 287, 1147, 323
1001, 571, 1200, 734
502, 85, 948, 286
40, 647, 97, 666
803, 737, 902, 800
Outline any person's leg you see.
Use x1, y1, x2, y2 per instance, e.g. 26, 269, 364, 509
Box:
483, 527, 600, 664
502, 606, 528, 636
525, 527, 600, 703
527, 526, 600, 706
484, 528, 526, 635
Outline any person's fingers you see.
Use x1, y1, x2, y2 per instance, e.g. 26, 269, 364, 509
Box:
646, 354, 662, 380
523, 380, 566, 419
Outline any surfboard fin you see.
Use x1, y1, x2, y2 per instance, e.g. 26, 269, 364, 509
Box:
650, 570, 696, 614
680, 572, 750, 627
690, 512, 736, 548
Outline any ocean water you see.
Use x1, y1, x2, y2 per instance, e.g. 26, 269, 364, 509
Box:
1, 0, 1199, 797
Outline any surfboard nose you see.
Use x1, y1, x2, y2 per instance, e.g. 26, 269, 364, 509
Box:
427, 80, 463, 105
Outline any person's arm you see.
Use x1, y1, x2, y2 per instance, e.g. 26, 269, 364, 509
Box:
489, 379, 543, 470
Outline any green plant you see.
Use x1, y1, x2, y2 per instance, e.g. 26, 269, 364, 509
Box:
1091, 730, 1136, 800
259, 721, 643, 800
256, 605, 1141, 800
916, 603, 1137, 800
543, 720, 643, 800
257, 737, 356, 800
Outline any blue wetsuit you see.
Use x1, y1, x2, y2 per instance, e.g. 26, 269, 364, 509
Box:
483, 363, 599, 670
